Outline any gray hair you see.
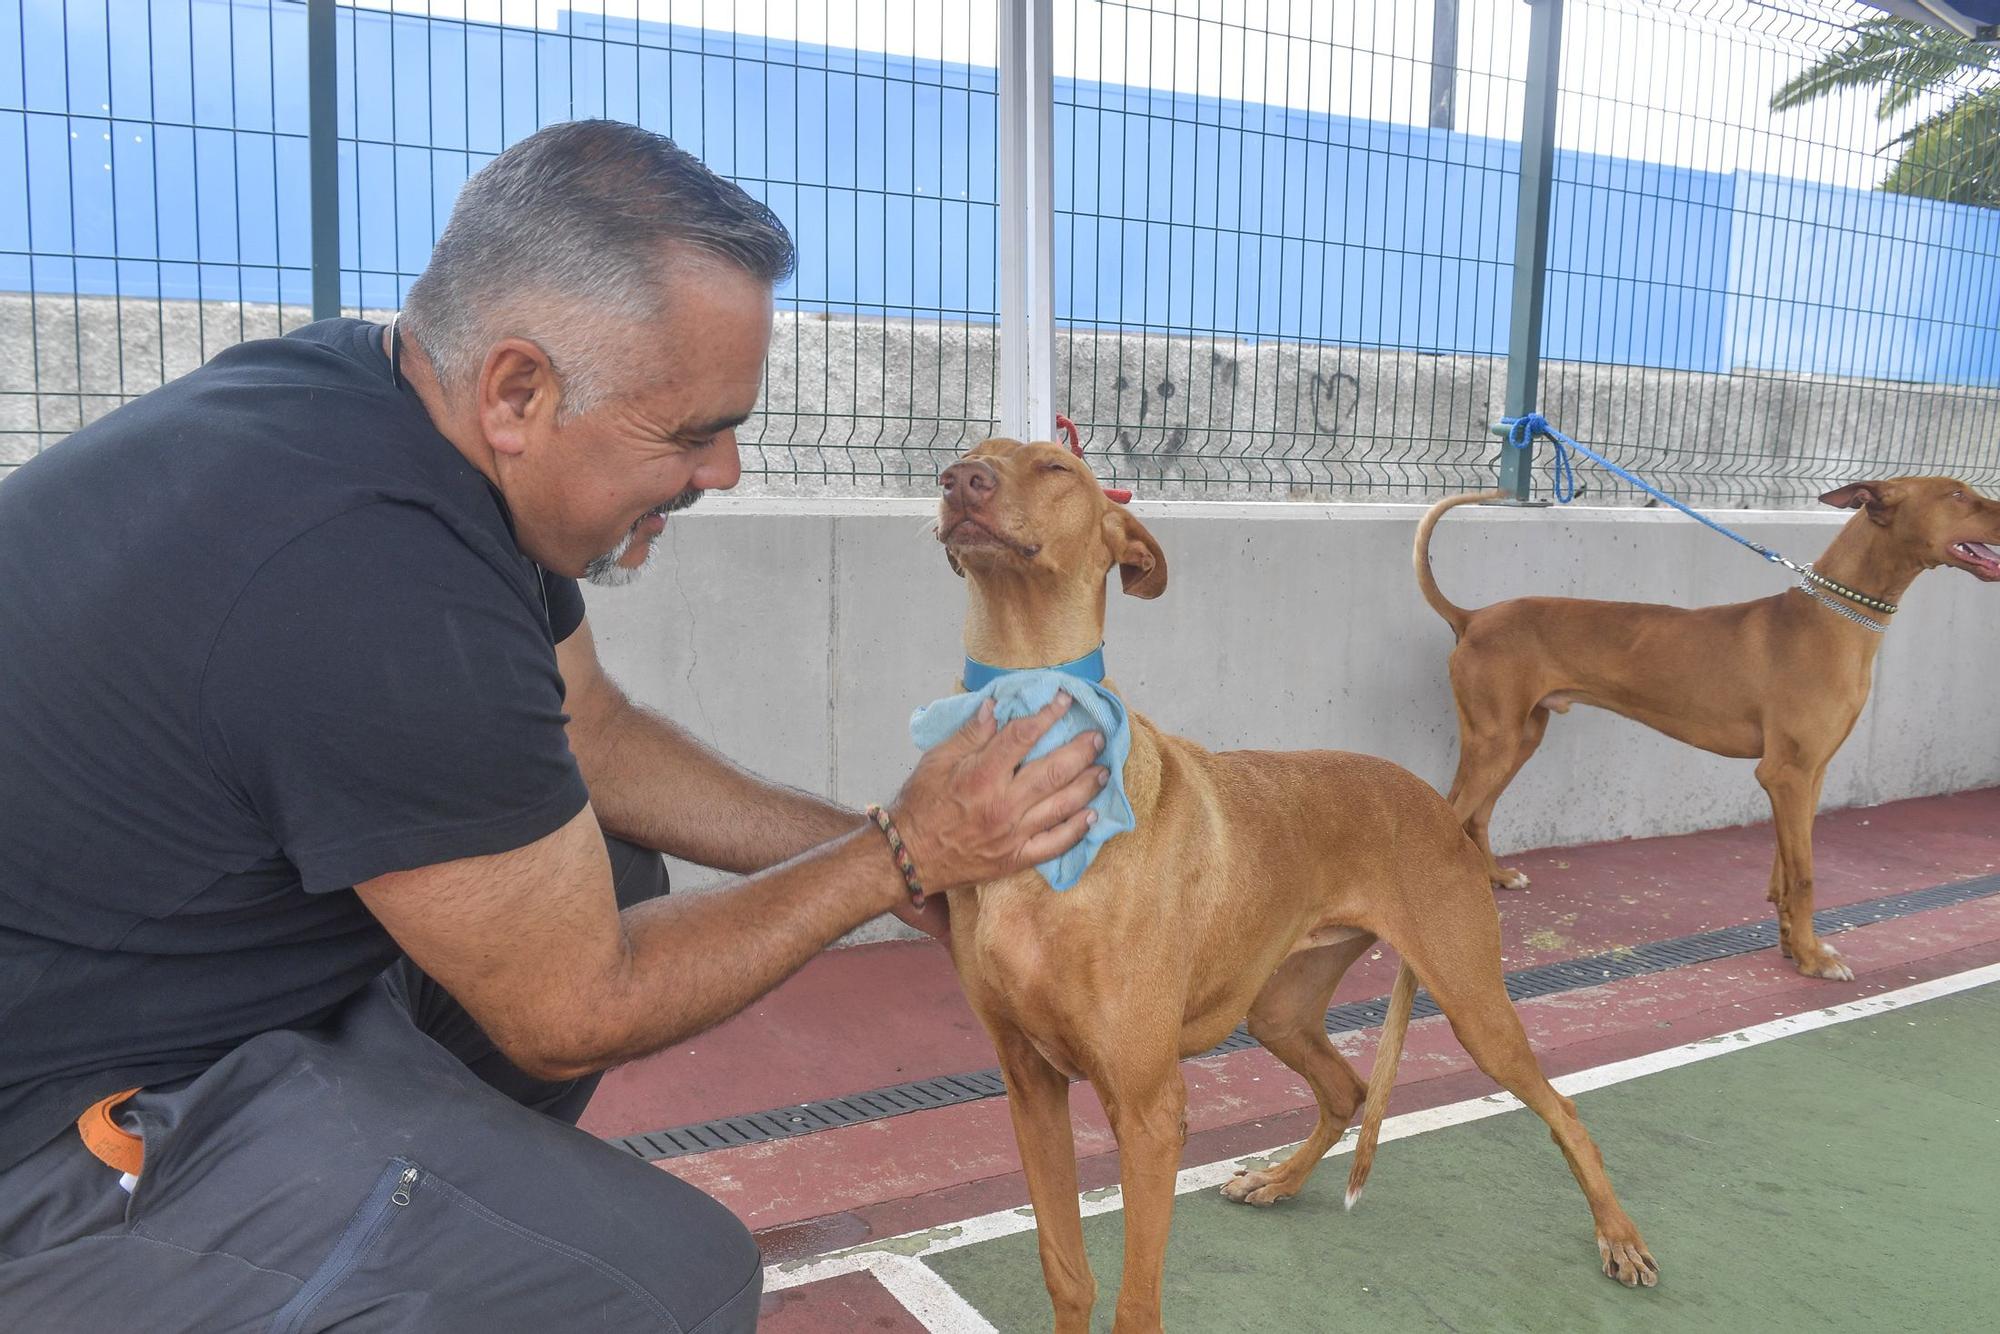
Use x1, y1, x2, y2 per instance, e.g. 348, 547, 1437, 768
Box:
400, 120, 795, 420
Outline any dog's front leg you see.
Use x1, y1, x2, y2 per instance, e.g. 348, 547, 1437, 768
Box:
995, 1031, 1096, 1332
1757, 754, 1852, 981
1096, 1054, 1189, 1333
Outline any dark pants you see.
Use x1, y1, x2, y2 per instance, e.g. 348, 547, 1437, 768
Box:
0, 838, 759, 1333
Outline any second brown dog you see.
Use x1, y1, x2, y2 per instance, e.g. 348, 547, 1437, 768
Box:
1415, 476, 2000, 980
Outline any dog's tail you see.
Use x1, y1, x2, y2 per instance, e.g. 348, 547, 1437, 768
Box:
1414, 490, 1504, 638
1344, 959, 1420, 1211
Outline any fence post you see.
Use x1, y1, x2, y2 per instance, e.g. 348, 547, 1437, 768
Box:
1429, 0, 1459, 131
997, 0, 1056, 443
308, 0, 340, 322
1494, 0, 1563, 501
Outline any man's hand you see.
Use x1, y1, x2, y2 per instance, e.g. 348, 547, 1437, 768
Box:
887, 693, 1107, 895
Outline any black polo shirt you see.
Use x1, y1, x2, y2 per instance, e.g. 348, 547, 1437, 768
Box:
0, 319, 590, 1168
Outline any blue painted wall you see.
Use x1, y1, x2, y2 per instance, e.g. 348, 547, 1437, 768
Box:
3, 0, 1995, 386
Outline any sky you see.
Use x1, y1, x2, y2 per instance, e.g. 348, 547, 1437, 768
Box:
334, 0, 1988, 192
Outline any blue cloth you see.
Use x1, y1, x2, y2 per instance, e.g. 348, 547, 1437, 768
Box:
909, 669, 1135, 891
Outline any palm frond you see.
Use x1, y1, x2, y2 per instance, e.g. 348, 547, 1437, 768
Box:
1769, 19, 1992, 120
1880, 87, 2000, 207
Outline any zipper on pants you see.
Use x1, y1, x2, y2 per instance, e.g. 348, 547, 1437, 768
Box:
265, 1158, 419, 1334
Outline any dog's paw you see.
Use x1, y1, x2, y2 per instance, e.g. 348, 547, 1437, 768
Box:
1220, 1168, 1296, 1208
1495, 868, 1531, 891
1795, 946, 1854, 982
1597, 1232, 1661, 1288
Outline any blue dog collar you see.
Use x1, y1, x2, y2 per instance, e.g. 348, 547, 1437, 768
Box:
961, 645, 1106, 692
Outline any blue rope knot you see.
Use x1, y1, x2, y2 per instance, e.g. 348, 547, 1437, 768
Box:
1499, 412, 1790, 567
1505, 412, 1575, 503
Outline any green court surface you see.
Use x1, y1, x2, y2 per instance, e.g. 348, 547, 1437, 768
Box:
924, 984, 2000, 1331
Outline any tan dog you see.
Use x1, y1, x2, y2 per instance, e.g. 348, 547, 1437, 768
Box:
933, 439, 1657, 1333
1416, 477, 2000, 981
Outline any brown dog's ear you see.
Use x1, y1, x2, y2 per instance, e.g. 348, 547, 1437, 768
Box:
1102, 509, 1167, 599
1819, 481, 1895, 526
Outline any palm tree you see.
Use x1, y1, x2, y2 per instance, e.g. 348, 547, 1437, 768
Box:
1770, 18, 1998, 208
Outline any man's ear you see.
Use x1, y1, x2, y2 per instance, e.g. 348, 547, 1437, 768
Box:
1102, 509, 1167, 599
478, 339, 560, 457
1819, 481, 1895, 526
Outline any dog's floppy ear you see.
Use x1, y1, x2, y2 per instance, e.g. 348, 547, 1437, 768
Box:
1819, 481, 1895, 526
1102, 509, 1167, 599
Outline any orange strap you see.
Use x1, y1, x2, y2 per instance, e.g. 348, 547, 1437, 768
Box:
76, 1087, 145, 1177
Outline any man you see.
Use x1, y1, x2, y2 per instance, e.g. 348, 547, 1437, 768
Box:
0, 121, 1104, 1331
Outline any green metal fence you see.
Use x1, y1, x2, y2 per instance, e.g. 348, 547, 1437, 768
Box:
4, 0, 1996, 503
1513, 0, 2000, 506
2, 0, 314, 465
1046, 0, 1998, 503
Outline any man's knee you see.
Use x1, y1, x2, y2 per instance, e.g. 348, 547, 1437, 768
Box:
621, 1169, 762, 1333
332, 1149, 760, 1333
433, 1142, 761, 1332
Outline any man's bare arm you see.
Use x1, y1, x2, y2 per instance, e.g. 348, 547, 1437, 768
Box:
356, 695, 1106, 1078
557, 616, 856, 873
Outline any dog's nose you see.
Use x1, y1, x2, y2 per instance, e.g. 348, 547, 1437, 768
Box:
940, 458, 998, 510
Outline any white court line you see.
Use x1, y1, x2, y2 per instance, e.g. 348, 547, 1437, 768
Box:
870, 1255, 1002, 1334
763, 961, 2000, 1317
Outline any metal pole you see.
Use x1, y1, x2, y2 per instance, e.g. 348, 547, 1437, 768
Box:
997, 0, 1056, 442
1429, 0, 1459, 132
308, 0, 340, 322
1494, 0, 1563, 501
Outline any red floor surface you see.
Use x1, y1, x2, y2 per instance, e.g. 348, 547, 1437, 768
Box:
574, 787, 2000, 1327
756, 1269, 924, 1333
581, 786, 2000, 1141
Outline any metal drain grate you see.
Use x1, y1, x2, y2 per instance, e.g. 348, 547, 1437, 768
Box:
606, 873, 2000, 1161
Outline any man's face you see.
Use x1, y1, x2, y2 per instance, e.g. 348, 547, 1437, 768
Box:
482, 254, 773, 583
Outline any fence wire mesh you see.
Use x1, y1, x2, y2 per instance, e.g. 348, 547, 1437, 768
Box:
1050, 0, 1528, 498
3, 0, 1996, 504
3, 0, 313, 466
331, 0, 1003, 491
1535, 0, 2000, 506
1051, 0, 1998, 502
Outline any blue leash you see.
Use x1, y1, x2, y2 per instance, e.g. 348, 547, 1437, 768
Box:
1500, 414, 1895, 628
1502, 413, 1802, 574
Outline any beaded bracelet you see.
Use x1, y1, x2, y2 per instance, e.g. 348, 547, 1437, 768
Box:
864, 803, 928, 909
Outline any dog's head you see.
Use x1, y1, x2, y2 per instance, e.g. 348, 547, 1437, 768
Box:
1818, 476, 2000, 583
936, 438, 1166, 599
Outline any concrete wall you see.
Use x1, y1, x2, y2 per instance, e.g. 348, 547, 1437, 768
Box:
583, 497, 2000, 942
